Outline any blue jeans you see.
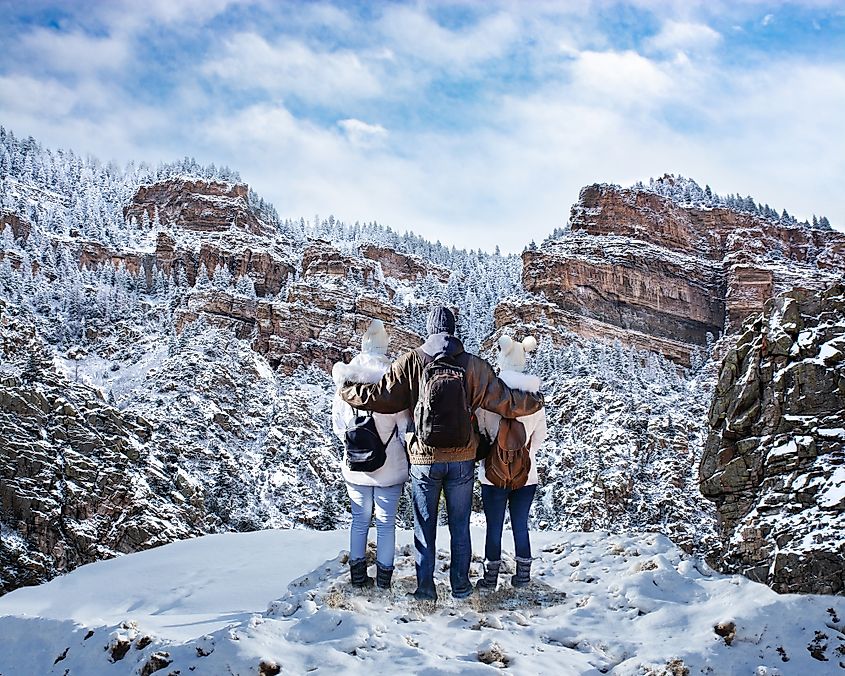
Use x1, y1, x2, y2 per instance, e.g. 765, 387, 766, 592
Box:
346, 482, 404, 567
481, 483, 537, 561
410, 460, 475, 599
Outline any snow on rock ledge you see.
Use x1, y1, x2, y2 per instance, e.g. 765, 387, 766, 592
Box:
701, 284, 845, 594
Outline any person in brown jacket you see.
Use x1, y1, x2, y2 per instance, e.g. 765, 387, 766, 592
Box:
340, 306, 543, 601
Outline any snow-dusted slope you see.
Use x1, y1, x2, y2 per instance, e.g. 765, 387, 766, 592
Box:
1, 529, 842, 675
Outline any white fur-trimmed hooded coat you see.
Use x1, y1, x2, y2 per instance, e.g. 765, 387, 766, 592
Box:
476, 370, 547, 487
332, 352, 411, 487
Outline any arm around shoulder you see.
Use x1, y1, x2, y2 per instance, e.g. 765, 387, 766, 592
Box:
471, 356, 543, 419
340, 350, 414, 414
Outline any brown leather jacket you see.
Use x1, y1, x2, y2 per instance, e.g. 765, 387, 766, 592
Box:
340, 333, 543, 464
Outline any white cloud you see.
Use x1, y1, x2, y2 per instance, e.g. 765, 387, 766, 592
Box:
2, 2, 844, 253
378, 6, 520, 70
0, 75, 78, 117
569, 50, 674, 107
645, 21, 722, 54
762, 14, 775, 27
203, 33, 383, 103
101, 0, 244, 32
338, 119, 388, 147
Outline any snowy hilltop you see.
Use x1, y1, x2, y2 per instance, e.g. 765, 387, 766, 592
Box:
1, 529, 843, 675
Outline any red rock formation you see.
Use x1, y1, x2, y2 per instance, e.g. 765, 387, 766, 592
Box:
302, 240, 381, 285
73, 178, 298, 296
1, 212, 31, 243
176, 283, 421, 374
360, 244, 450, 283
125, 178, 267, 235
507, 184, 845, 363
491, 297, 695, 365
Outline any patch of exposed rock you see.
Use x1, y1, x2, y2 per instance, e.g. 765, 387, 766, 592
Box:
125, 178, 267, 235
175, 241, 423, 373
78, 191, 296, 297
506, 184, 845, 365
700, 284, 845, 594
0, 301, 205, 593
360, 244, 450, 283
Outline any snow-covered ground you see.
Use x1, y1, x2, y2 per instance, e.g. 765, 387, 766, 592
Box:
1, 528, 842, 675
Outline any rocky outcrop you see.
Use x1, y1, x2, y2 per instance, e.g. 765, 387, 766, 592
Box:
0, 301, 204, 593
1, 212, 31, 243
125, 178, 267, 235
491, 296, 695, 364
508, 183, 845, 364
700, 284, 845, 594
175, 242, 423, 373
74, 178, 297, 296
360, 244, 450, 283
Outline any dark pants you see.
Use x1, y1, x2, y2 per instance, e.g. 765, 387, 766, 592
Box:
410, 460, 475, 599
481, 483, 537, 561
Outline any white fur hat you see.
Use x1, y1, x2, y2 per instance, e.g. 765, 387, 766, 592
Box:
497, 334, 538, 373
361, 319, 389, 355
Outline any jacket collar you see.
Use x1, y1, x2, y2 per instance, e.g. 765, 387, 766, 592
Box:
420, 332, 464, 359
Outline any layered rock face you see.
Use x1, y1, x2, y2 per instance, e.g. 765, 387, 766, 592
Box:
0, 301, 204, 593
360, 244, 450, 283
509, 184, 845, 364
125, 178, 267, 235
700, 285, 845, 594
175, 241, 423, 373
78, 180, 296, 297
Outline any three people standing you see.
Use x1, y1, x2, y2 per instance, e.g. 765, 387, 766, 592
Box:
333, 306, 545, 601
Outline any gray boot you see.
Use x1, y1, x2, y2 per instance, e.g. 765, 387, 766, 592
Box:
476, 560, 501, 590
376, 563, 394, 589
349, 558, 373, 588
511, 557, 532, 587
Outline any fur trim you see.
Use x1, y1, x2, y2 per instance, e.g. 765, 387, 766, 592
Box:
498, 369, 541, 393
332, 353, 389, 387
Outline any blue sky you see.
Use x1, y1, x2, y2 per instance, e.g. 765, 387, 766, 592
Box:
1, 0, 843, 252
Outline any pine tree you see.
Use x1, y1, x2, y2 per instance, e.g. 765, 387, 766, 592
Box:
235, 274, 256, 297
213, 264, 233, 289
195, 262, 211, 289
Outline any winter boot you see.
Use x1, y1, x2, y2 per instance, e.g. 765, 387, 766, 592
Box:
511, 556, 532, 587
376, 563, 394, 589
349, 558, 374, 588
476, 560, 501, 590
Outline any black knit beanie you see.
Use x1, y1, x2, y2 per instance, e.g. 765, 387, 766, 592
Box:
426, 306, 456, 336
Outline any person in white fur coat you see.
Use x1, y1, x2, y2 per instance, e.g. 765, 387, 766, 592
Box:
475, 334, 547, 590
331, 320, 411, 590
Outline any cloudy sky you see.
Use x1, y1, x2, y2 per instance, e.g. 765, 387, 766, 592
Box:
1, 1, 843, 252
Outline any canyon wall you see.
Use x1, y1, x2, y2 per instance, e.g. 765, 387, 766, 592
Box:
500, 183, 845, 365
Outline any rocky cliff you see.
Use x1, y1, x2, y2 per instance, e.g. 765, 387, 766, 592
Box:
174, 242, 423, 373
700, 285, 845, 594
503, 180, 845, 365
0, 301, 205, 593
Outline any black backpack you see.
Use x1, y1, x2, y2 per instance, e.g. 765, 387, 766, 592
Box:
414, 349, 472, 448
344, 411, 396, 472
